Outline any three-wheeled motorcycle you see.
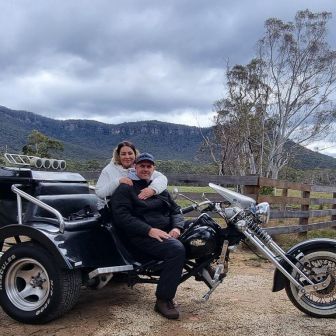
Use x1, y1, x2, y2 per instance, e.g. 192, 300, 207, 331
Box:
0, 154, 335, 324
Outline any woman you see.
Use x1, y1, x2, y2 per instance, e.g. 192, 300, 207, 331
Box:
95, 141, 168, 209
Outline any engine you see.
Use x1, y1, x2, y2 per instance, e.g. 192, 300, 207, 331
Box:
180, 214, 220, 259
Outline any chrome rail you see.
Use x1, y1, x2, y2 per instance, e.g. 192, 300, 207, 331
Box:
5, 153, 31, 166
241, 228, 305, 290
11, 184, 65, 233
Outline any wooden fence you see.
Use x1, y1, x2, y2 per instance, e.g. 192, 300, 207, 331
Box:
81, 172, 336, 236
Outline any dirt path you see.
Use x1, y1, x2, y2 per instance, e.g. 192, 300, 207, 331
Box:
0, 250, 335, 336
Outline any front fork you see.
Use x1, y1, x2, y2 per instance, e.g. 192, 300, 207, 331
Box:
237, 220, 332, 296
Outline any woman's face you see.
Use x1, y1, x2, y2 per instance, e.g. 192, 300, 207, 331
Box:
119, 146, 136, 168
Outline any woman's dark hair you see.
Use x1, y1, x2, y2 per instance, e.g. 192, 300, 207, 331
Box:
112, 140, 139, 165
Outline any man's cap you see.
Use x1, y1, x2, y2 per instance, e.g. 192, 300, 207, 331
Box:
135, 152, 155, 164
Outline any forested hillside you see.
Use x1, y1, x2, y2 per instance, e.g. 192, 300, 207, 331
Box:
1, 105, 336, 171
0, 106, 209, 161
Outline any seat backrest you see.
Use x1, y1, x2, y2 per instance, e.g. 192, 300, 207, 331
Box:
24, 194, 99, 221
34, 182, 90, 195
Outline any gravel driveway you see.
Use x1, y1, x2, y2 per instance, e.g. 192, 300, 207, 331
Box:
0, 250, 335, 336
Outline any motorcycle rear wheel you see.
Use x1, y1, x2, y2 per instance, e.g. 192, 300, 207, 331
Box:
285, 249, 336, 318
0, 242, 82, 324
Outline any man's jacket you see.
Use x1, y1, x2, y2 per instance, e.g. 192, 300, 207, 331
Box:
110, 179, 184, 238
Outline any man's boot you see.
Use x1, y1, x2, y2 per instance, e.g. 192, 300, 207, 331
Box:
154, 299, 180, 319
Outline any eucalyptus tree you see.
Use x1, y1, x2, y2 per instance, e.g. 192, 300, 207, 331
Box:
259, 10, 336, 178
22, 130, 64, 158
209, 59, 270, 176
210, 10, 336, 178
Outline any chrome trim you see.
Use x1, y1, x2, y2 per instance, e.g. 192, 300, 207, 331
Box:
236, 219, 314, 286
11, 184, 65, 233
216, 240, 229, 277
88, 265, 134, 279
255, 202, 270, 225
16, 193, 23, 225
5, 153, 31, 166
95, 274, 114, 289
241, 228, 305, 289
298, 275, 332, 298
268, 240, 314, 284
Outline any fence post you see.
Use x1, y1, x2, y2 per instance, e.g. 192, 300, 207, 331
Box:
281, 188, 288, 211
243, 176, 260, 202
299, 190, 310, 238
332, 192, 336, 225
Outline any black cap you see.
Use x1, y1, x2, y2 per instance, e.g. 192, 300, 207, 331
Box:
135, 152, 155, 164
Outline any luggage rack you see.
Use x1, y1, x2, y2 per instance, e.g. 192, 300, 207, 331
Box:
4, 153, 66, 170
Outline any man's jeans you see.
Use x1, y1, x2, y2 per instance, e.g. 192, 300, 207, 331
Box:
129, 236, 185, 300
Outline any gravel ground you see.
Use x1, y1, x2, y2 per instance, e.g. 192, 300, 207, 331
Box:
0, 250, 335, 336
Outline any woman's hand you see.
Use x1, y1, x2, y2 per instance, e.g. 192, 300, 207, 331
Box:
119, 177, 133, 186
169, 228, 181, 239
138, 187, 155, 200
148, 228, 170, 242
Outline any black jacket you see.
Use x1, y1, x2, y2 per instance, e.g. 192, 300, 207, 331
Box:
110, 180, 184, 238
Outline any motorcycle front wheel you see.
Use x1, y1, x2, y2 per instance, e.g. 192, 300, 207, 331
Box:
285, 249, 336, 318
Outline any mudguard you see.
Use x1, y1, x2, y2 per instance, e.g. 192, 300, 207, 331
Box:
272, 238, 336, 292
0, 223, 130, 270
0, 224, 72, 269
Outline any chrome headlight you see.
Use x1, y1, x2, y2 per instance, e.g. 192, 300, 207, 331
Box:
255, 202, 270, 225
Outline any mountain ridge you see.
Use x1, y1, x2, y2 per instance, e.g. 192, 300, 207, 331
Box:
1, 105, 336, 170
0, 105, 209, 161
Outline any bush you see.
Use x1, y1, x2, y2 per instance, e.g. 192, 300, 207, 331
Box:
259, 186, 274, 195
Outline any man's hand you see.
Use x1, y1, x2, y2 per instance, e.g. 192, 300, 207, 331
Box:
119, 177, 133, 186
169, 228, 181, 239
148, 228, 170, 242
138, 187, 155, 200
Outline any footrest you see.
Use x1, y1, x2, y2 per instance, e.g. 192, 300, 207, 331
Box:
89, 265, 134, 279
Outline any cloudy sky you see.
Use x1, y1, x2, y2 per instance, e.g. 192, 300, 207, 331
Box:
1, 0, 336, 154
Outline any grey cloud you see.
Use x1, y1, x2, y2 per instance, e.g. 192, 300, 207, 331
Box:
0, 0, 335, 125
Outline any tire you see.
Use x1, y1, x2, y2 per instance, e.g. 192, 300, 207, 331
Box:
285, 249, 336, 318
0, 242, 82, 324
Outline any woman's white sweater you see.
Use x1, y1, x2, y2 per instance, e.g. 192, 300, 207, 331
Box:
95, 162, 168, 208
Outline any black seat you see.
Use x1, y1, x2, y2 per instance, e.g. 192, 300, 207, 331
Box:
24, 194, 101, 231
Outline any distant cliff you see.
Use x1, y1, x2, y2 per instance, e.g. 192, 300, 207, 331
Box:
0, 106, 209, 161
1, 105, 336, 170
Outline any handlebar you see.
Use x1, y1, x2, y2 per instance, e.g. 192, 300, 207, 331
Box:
180, 200, 214, 214
180, 204, 197, 214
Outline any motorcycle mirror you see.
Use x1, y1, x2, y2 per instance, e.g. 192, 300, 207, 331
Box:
172, 188, 198, 204
202, 193, 211, 202
172, 187, 179, 200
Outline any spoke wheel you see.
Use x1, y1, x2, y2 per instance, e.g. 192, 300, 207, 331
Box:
285, 249, 336, 318
0, 242, 82, 324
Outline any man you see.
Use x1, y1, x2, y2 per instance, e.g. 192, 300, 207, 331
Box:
110, 153, 185, 319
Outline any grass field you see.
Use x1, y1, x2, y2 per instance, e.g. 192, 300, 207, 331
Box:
275, 229, 336, 250
168, 185, 215, 193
